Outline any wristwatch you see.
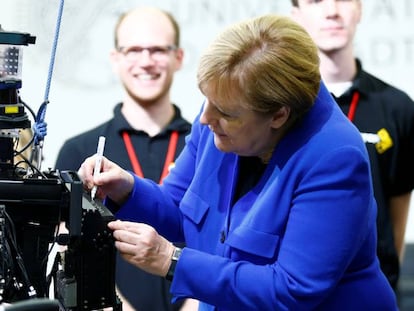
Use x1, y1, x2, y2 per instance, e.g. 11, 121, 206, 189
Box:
166, 247, 183, 281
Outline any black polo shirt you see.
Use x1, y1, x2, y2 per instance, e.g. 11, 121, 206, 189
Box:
332, 59, 414, 289
55, 103, 191, 181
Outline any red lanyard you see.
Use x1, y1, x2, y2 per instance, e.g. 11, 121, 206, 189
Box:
347, 91, 360, 122
122, 130, 179, 184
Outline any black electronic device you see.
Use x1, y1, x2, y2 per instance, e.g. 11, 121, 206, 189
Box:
0, 22, 122, 311
0, 25, 35, 178
53, 176, 121, 311
0, 169, 122, 311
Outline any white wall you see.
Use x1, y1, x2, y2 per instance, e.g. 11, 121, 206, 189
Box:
2, 0, 414, 241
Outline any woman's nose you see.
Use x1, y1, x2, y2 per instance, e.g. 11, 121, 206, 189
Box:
200, 100, 213, 126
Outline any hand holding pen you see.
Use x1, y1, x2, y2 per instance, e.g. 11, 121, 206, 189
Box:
91, 136, 106, 200
78, 139, 135, 204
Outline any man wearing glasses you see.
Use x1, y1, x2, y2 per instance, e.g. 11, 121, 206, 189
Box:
55, 6, 193, 311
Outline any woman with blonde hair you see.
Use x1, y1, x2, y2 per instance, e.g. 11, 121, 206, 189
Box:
79, 15, 397, 310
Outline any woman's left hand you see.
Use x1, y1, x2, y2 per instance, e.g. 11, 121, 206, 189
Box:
108, 220, 175, 277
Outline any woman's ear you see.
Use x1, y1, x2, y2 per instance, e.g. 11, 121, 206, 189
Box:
271, 106, 290, 129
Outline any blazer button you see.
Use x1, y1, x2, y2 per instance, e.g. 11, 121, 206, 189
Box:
220, 230, 226, 243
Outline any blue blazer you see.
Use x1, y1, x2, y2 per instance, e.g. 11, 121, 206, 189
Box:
115, 83, 397, 310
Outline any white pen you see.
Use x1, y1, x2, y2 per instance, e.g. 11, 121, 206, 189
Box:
91, 136, 106, 200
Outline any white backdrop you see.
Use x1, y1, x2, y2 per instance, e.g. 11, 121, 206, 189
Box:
1, 0, 414, 241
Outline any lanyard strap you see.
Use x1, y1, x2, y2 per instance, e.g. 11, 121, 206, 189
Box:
347, 91, 360, 122
122, 130, 179, 184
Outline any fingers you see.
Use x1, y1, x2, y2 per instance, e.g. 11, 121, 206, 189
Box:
107, 220, 122, 230
109, 221, 153, 236
110, 222, 156, 259
114, 236, 139, 257
108, 220, 174, 276
109, 222, 144, 257
108, 221, 160, 256
78, 157, 133, 203
78, 155, 115, 196
78, 154, 99, 189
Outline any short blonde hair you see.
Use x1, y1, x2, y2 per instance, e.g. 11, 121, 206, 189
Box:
197, 14, 320, 120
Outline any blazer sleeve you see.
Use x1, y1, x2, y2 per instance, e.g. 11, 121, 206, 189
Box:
114, 114, 203, 241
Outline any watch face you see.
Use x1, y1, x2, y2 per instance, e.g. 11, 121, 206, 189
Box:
172, 247, 183, 261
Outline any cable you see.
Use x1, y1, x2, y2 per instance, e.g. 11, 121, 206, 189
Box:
3, 212, 37, 300
33, 0, 65, 170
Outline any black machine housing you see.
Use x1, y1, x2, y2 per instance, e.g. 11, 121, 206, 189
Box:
0, 170, 122, 310
0, 25, 121, 311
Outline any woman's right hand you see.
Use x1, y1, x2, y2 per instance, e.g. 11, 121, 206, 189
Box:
78, 155, 134, 204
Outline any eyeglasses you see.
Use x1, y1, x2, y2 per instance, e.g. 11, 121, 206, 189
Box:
117, 45, 178, 62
